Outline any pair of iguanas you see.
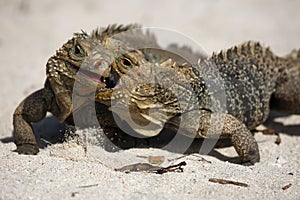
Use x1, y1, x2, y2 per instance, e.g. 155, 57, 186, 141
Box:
13, 24, 300, 165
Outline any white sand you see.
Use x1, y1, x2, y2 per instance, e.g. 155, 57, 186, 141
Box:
0, 0, 299, 199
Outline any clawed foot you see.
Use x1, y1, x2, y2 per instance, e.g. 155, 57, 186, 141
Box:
15, 144, 39, 155
241, 145, 260, 166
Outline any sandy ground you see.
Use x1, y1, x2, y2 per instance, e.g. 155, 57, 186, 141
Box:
0, 0, 300, 199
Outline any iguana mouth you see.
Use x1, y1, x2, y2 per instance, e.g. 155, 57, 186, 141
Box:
78, 65, 120, 89
68, 62, 119, 88
66, 61, 104, 84
79, 68, 104, 84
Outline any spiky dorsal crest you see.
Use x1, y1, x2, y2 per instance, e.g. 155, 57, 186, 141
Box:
90, 24, 141, 41
71, 24, 141, 42
211, 41, 276, 62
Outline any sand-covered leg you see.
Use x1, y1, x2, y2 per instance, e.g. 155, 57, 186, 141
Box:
13, 88, 53, 154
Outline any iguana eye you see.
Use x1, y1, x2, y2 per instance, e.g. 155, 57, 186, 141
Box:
73, 44, 85, 57
120, 57, 133, 68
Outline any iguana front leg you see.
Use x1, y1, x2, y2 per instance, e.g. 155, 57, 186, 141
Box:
220, 114, 259, 165
168, 110, 260, 165
47, 77, 73, 123
13, 88, 54, 154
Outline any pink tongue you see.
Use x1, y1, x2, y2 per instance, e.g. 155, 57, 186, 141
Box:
80, 69, 104, 84
90, 76, 103, 84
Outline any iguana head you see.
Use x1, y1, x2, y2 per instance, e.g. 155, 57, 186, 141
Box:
46, 24, 149, 95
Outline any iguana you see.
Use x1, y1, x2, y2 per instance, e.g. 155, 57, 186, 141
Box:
13, 24, 299, 165
13, 24, 155, 154
94, 41, 300, 165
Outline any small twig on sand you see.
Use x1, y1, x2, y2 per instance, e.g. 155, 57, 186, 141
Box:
155, 162, 186, 174
282, 183, 292, 190
168, 154, 211, 163
262, 129, 281, 145
78, 183, 99, 188
208, 178, 249, 187
115, 161, 187, 174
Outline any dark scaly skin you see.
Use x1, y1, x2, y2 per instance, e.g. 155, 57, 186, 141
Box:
13, 24, 151, 154
270, 49, 300, 114
96, 41, 300, 165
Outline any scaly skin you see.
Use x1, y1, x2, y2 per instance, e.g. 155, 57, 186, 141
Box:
95, 41, 300, 165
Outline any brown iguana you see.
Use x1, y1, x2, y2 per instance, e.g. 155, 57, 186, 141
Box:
13, 24, 300, 165
13, 24, 154, 154
94, 40, 300, 165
